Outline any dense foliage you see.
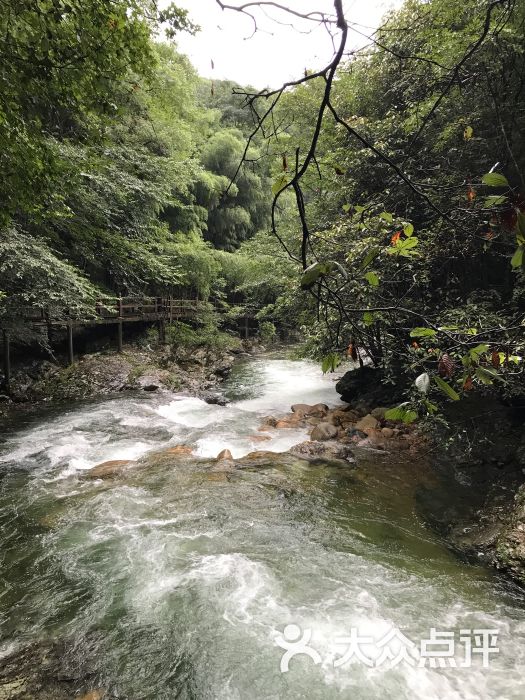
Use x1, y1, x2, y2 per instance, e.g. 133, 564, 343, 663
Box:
1, 0, 524, 417
231, 0, 525, 414
0, 2, 272, 342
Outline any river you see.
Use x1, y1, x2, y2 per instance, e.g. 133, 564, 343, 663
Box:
0, 354, 524, 699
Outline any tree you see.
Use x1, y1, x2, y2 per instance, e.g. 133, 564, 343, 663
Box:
217, 0, 524, 412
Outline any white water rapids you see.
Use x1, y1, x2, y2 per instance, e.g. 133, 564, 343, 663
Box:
0, 355, 524, 699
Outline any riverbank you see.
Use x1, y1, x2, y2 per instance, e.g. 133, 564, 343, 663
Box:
0, 338, 269, 418
330, 366, 525, 589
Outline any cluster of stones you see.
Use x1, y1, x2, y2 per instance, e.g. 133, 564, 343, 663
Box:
81, 402, 420, 481
257, 402, 420, 453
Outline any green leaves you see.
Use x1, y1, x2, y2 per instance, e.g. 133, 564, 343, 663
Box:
363, 311, 375, 326
321, 353, 341, 374
361, 247, 380, 270
379, 211, 393, 223
511, 246, 524, 269
410, 327, 436, 338
385, 404, 418, 424
469, 343, 489, 361
364, 271, 379, 287
434, 376, 460, 401
481, 172, 509, 188
483, 195, 507, 207
271, 173, 288, 196
475, 366, 498, 385
387, 235, 418, 257
403, 223, 414, 237
517, 211, 525, 242
300, 262, 333, 290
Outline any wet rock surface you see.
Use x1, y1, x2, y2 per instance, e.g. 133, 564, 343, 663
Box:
0, 641, 102, 700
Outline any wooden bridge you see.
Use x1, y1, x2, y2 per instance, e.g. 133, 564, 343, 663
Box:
2, 296, 209, 390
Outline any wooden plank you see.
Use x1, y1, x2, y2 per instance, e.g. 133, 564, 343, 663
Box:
3, 330, 11, 392
67, 322, 74, 365
117, 320, 123, 352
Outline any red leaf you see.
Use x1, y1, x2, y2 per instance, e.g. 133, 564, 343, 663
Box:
491, 351, 501, 368
391, 231, 401, 246
463, 375, 473, 391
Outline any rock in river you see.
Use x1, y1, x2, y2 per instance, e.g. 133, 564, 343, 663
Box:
310, 422, 338, 441
84, 459, 132, 479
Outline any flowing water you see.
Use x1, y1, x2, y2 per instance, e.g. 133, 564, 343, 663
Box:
0, 355, 524, 699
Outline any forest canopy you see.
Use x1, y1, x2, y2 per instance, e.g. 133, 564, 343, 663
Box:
0, 0, 524, 414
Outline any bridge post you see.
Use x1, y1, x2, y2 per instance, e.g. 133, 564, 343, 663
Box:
67, 322, 74, 365
244, 314, 249, 339
158, 319, 166, 344
2, 330, 11, 393
117, 320, 123, 353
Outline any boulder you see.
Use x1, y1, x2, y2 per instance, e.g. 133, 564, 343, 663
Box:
291, 403, 313, 416
310, 422, 338, 441
335, 366, 378, 403
214, 355, 235, 378
335, 366, 408, 405
311, 403, 329, 416
327, 409, 359, 427
290, 403, 328, 417
202, 391, 229, 406
84, 459, 132, 479
136, 375, 161, 391
216, 449, 233, 461
290, 440, 355, 463
355, 414, 379, 432
381, 427, 394, 439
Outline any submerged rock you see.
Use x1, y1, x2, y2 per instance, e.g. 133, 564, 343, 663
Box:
83, 459, 132, 479
249, 433, 271, 442
164, 444, 194, 456
75, 691, 105, 700
290, 440, 355, 463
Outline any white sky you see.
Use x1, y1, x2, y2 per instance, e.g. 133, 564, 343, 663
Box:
171, 0, 402, 88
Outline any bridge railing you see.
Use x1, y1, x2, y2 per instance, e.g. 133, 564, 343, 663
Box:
19, 297, 207, 324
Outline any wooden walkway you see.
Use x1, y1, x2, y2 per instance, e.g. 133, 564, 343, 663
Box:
2, 297, 207, 389
23, 296, 205, 327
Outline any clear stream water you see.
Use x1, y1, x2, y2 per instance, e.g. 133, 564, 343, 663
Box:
0, 355, 524, 699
